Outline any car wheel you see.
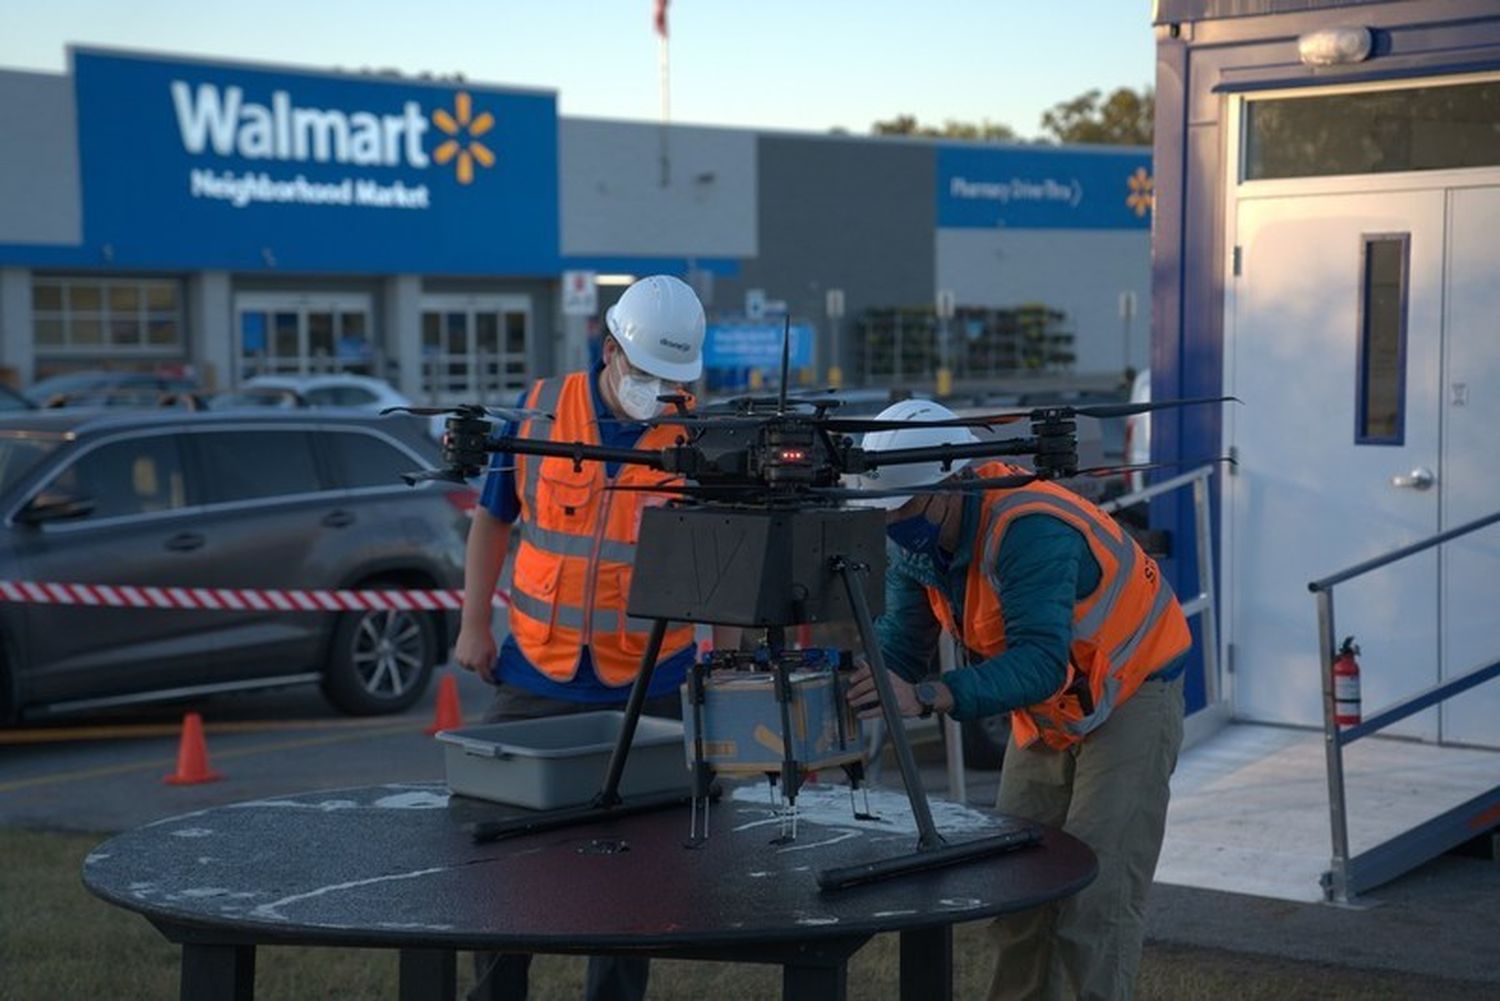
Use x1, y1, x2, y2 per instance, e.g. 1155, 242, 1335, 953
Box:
322, 594, 437, 716
960, 712, 1011, 771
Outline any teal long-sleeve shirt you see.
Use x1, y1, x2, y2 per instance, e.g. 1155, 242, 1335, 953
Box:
875, 495, 1102, 723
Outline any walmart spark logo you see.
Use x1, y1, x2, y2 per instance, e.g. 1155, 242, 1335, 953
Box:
1126, 167, 1153, 217
431, 92, 495, 185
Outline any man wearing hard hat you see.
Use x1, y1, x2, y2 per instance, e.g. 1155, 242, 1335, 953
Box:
843, 399, 1191, 1001
454, 274, 711, 1001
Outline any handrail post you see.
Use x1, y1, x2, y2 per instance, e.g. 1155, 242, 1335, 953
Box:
1191, 472, 1220, 705
1317, 587, 1353, 903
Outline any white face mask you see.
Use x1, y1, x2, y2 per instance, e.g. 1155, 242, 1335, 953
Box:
615, 370, 665, 420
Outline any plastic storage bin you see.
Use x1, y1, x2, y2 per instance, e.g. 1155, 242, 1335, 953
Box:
437, 711, 689, 810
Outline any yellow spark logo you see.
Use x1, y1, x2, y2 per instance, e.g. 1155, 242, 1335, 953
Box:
431, 92, 495, 185
1126, 167, 1154, 217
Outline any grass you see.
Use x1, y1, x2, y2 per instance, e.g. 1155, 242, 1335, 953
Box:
1, 827, 1489, 1000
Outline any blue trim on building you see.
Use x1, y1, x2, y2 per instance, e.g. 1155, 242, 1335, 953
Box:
559, 256, 741, 278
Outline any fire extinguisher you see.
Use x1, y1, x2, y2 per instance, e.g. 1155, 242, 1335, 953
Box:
1333, 636, 1362, 727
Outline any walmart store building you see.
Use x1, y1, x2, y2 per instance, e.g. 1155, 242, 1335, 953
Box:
0, 47, 1153, 399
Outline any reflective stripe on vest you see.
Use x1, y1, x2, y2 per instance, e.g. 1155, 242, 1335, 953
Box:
507, 372, 696, 685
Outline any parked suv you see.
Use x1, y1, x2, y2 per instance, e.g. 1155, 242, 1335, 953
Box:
0, 410, 472, 723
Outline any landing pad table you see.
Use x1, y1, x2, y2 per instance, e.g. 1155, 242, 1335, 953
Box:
83, 782, 1095, 1000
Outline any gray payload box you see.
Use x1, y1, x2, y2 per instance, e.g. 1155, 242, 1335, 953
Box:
681, 670, 864, 774
437, 711, 688, 810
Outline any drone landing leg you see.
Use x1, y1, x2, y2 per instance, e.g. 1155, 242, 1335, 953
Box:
687, 656, 715, 846
818, 558, 1041, 891
595, 617, 670, 809
770, 643, 805, 845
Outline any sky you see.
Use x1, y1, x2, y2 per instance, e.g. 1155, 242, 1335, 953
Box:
0, 1, 1159, 139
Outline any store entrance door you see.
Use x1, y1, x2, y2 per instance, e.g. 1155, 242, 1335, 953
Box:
233, 293, 376, 383
418, 294, 531, 404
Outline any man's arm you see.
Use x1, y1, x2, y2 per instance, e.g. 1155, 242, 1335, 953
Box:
844, 550, 945, 720
453, 508, 510, 683
940, 514, 1083, 721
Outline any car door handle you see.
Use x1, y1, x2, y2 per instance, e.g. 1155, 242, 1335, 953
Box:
322, 510, 356, 528
164, 532, 205, 552
1391, 467, 1435, 491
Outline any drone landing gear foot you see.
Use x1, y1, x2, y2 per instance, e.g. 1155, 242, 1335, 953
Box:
841, 761, 880, 823
815, 827, 1043, 891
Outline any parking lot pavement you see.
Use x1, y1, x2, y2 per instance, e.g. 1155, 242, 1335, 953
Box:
0, 665, 496, 832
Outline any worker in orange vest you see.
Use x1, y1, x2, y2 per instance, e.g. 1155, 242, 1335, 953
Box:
455, 274, 713, 1001
843, 399, 1191, 1001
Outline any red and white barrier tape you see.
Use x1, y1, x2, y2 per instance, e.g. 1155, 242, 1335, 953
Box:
0, 581, 510, 612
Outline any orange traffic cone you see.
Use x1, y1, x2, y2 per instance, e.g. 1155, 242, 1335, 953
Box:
426, 673, 464, 735
163, 712, 223, 785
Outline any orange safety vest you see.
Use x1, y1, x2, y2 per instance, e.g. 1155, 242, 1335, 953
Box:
924, 462, 1191, 750
508, 372, 696, 686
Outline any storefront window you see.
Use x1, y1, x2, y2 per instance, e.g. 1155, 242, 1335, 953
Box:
32, 278, 183, 355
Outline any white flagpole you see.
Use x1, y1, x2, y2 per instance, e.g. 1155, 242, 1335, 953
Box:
658, 20, 670, 187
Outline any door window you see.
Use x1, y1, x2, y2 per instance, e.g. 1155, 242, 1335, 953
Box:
46, 435, 188, 520
194, 431, 326, 503
1356, 235, 1410, 445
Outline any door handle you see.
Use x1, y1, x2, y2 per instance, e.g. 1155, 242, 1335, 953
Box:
164, 531, 205, 552
322, 510, 356, 528
1391, 467, 1435, 491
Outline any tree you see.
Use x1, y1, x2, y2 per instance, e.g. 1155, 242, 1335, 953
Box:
871, 114, 1018, 142
1038, 86, 1154, 146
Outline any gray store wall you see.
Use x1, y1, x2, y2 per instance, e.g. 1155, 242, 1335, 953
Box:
560, 119, 756, 258
936, 228, 1150, 376
717, 134, 937, 379
0, 71, 81, 245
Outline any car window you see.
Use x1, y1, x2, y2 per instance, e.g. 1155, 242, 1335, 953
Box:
325, 431, 420, 490
194, 430, 326, 503
305, 386, 378, 407
0, 435, 59, 494
47, 435, 187, 519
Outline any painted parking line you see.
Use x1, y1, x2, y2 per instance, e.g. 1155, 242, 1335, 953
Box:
0, 715, 443, 746
0, 721, 445, 794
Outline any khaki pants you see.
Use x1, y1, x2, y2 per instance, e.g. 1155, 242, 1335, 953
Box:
987, 674, 1184, 1001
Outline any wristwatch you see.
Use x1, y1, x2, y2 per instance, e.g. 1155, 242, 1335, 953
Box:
914, 681, 941, 719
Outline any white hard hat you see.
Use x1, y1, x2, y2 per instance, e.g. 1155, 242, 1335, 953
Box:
604, 275, 705, 383
844, 399, 977, 510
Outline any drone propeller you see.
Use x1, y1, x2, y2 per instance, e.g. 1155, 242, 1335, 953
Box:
381, 403, 553, 422
819, 395, 1239, 434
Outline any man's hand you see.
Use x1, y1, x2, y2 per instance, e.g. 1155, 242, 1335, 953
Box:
453, 624, 498, 683
844, 666, 953, 720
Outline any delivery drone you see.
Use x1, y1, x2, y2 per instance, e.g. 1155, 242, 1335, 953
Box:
390, 327, 1225, 890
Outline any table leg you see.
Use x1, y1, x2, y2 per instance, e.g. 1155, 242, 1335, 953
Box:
900, 925, 953, 1001
782, 959, 848, 1001
180, 942, 255, 1001
398, 948, 456, 1001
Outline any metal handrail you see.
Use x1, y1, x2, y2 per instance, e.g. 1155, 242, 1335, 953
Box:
1311, 507, 1500, 903
1308, 509, 1500, 593
1101, 465, 1221, 704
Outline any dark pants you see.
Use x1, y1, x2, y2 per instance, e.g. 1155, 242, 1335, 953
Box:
469, 684, 683, 1001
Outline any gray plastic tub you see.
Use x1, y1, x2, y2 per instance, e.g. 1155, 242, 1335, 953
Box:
436, 711, 689, 810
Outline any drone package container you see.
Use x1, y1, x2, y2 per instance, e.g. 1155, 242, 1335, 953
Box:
681, 671, 864, 774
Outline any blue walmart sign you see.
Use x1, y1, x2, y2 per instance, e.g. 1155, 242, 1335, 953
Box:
937, 145, 1152, 230
71, 49, 559, 273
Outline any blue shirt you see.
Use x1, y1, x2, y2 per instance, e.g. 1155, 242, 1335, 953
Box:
480, 365, 694, 702
875, 494, 1184, 722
